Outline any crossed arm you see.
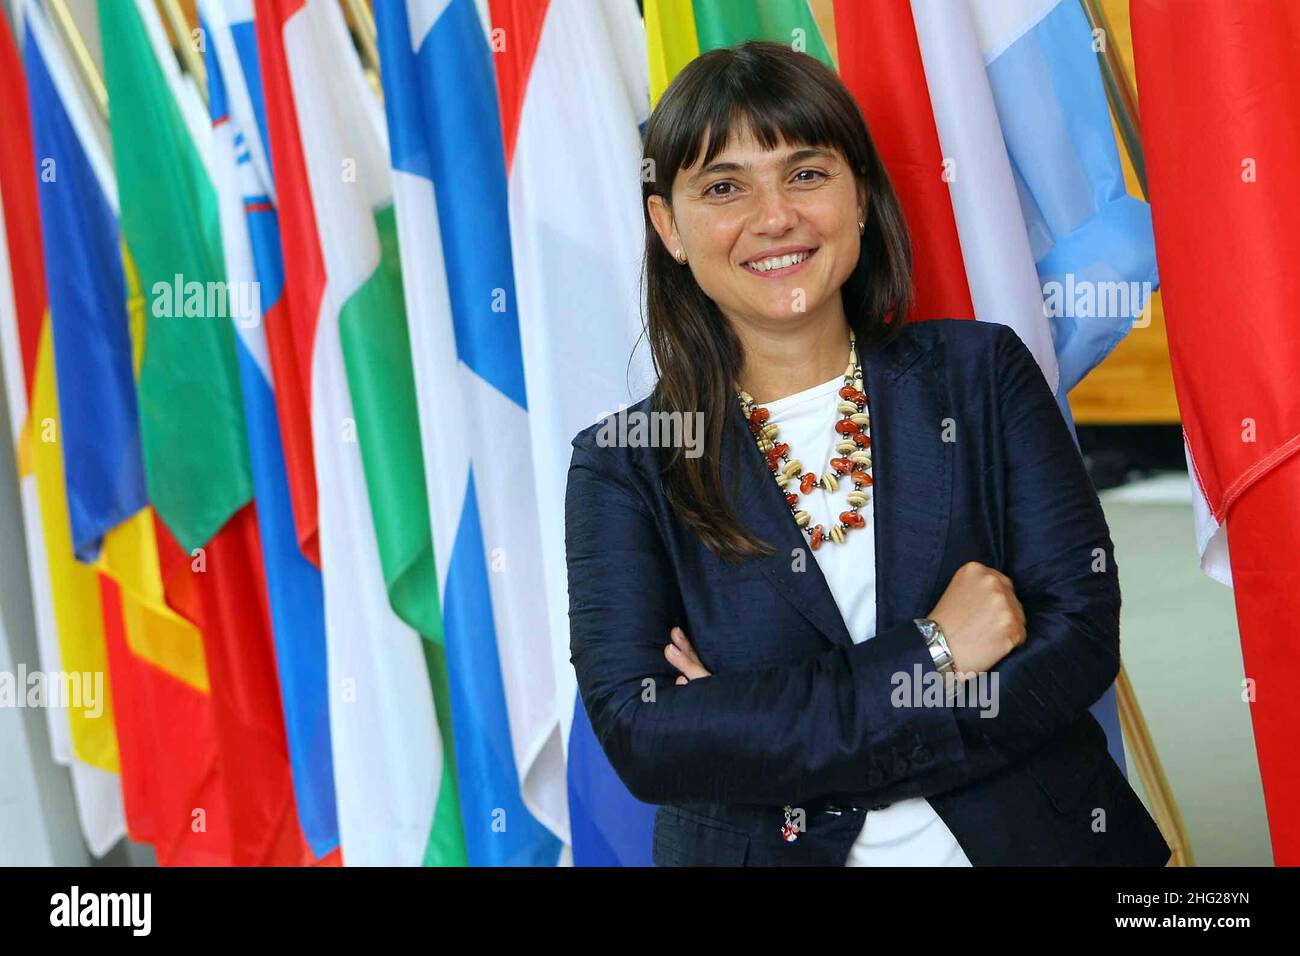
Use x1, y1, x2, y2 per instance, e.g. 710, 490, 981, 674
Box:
565, 325, 1121, 807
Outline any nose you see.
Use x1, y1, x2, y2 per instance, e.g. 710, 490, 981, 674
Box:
749, 181, 798, 235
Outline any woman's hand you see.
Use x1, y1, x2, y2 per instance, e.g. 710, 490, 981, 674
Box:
927, 561, 1027, 674
665, 626, 712, 683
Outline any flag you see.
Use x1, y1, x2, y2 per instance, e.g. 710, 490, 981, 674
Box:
490, 0, 657, 864
375, 0, 569, 865
255, 0, 459, 866
201, 0, 339, 861
907, 0, 1059, 390
99, 0, 303, 866
647, 0, 834, 103
970, 0, 1158, 392
23, 7, 145, 563
1132, 0, 1300, 865
24, 0, 246, 865
832, 0, 975, 323
0, 2, 125, 857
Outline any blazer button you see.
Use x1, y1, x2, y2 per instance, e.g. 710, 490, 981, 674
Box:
912, 745, 932, 764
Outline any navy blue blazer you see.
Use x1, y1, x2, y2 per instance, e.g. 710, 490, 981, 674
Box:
565, 318, 1170, 866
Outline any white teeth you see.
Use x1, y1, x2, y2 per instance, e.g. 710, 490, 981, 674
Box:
746, 250, 810, 273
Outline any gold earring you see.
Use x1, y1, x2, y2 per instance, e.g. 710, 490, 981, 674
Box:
675, 249, 687, 264
858, 220, 865, 234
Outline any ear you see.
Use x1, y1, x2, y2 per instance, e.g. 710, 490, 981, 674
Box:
647, 193, 681, 260
857, 179, 869, 224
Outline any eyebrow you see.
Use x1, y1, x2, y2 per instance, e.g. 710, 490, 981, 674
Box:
684, 147, 836, 187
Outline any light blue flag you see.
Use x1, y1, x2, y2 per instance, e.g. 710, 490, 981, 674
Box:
986, 0, 1159, 394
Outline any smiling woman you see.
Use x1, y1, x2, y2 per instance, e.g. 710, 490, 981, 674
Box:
639, 41, 911, 558
565, 40, 1170, 868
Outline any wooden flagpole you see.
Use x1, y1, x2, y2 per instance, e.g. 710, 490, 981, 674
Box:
1079, 0, 1192, 868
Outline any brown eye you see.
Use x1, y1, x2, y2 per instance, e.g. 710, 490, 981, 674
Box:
705, 181, 737, 198
794, 169, 827, 184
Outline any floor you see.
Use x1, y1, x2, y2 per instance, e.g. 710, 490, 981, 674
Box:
1101, 473, 1273, 866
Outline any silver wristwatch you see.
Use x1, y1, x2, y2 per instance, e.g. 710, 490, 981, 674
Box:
914, 618, 955, 675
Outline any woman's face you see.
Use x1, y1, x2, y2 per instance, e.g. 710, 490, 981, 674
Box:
649, 124, 866, 332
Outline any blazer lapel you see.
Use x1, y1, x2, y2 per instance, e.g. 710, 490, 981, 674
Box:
726, 326, 953, 647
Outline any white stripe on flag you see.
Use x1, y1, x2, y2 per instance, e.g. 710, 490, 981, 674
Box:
283, 0, 442, 866
1185, 440, 1233, 587
910, 0, 1060, 392
507, 0, 656, 731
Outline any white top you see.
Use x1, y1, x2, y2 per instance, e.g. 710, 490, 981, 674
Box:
762, 373, 972, 867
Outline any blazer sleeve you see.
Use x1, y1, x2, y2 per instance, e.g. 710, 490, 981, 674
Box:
565, 434, 969, 807
922, 323, 1123, 775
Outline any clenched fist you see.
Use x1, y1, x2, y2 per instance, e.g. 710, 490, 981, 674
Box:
927, 561, 1026, 675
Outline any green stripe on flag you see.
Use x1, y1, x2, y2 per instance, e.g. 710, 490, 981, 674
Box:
99, 0, 251, 552
693, 0, 833, 67
337, 206, 441, 641
338, 204, 464, 865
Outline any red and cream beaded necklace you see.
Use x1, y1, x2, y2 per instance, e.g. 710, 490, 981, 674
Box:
736, 330, 873, 551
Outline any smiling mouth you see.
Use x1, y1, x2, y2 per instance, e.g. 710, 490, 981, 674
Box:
741, 247, 817, 276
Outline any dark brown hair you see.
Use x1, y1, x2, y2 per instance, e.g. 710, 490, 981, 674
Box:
641, 40, 913, 561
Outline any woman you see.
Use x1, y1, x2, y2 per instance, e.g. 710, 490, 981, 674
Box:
565, 40, 1170, 867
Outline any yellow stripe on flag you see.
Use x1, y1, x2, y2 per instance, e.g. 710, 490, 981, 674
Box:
97, 511, 209, 693
93, 241, 209, 692
647, 0, 701, 107
29, 319, 118, 773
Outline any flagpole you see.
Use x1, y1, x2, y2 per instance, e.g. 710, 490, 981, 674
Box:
1078, 0, 1192, 868
46, 0, 108, 121
339, 0, 382, 98
157, 0, 208, 106
1080, 0, 1147, 198
341, 0, 378, 74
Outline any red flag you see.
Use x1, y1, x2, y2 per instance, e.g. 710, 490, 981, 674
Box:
0, 10, 42, 395
832, 0, 974, 323
155, 510, 306, 865
1133, 0, 1300, 864
99, 574, 232, 865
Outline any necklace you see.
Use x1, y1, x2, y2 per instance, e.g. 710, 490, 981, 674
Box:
736, 330, 873, 551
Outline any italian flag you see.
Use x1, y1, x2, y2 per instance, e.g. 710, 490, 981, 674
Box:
254, 0, 465, 865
